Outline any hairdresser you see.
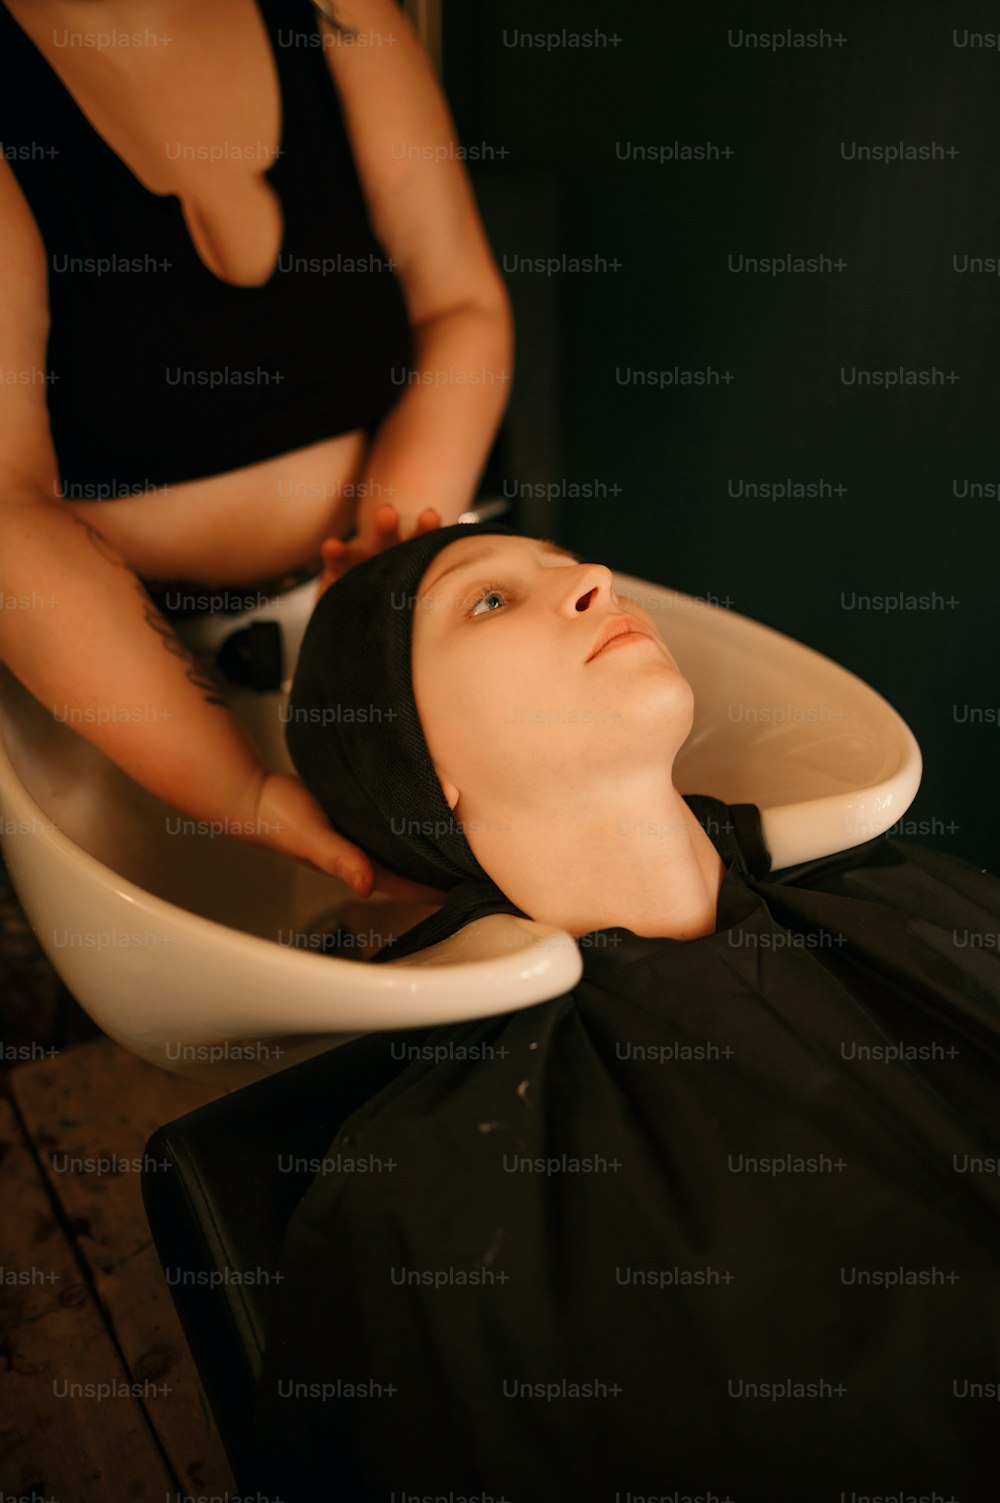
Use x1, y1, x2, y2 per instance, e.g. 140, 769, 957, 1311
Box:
0, 0, 511, 898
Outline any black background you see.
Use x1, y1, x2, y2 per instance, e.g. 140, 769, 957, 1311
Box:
445, 1, 1000, 871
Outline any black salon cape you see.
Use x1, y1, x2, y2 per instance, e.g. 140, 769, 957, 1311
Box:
254, 796, 1000, 1501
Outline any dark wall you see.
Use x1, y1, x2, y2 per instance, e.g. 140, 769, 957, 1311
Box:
444, 2, 1000, 870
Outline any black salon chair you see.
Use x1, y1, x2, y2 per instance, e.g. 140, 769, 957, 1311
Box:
141, 1027, 428, 1488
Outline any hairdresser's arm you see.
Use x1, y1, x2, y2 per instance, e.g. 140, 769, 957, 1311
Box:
0, 160, 378, 893
319, 0, 514, 546
1, 489, 384, 889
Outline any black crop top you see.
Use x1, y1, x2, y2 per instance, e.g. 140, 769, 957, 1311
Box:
0, 0, 414, 495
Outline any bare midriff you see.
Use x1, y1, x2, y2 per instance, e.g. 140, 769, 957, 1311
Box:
8, 0, 376, 586
59, 430, 370, 588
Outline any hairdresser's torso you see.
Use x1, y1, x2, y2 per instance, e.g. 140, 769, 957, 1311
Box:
0, 0, 384, 585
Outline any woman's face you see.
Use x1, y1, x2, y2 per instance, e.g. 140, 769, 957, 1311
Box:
411, 533, 695, 815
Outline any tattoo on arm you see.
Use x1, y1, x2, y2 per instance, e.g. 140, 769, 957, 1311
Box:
71, 514, 130, 570
136, 596, 229, 706
71, 512, 228, 709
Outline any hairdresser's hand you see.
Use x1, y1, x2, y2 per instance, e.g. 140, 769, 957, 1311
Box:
247, 770, 448, 904
316, 503, 442, 599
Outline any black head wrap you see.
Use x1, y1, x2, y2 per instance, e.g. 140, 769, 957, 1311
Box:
285, 521, 535, 961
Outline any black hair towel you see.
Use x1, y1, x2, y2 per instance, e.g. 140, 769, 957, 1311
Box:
285, 521, 536, 961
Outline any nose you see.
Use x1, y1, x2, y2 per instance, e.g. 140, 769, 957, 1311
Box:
558, 560, 617, 615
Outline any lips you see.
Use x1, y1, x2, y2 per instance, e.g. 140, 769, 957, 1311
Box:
585, 613, 657, 663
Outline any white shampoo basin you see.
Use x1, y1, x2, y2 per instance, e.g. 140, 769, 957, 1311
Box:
0, 564, 920, 1083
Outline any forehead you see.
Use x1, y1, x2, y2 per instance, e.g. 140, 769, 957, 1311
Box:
418, 534, 579, 597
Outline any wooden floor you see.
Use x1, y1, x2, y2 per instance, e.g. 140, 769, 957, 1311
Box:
1, 1036, 237, 1498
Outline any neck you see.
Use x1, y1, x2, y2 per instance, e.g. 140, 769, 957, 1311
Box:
460, 774, 726, 942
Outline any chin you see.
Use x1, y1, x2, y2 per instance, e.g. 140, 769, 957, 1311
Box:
625, 658, 693, 704
619, 668, 695, 745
